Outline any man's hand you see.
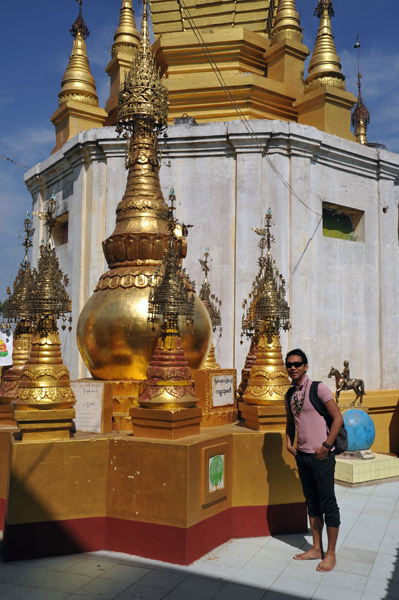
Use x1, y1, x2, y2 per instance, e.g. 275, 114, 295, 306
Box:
315, 445, 329, 460
287, 443, 297, 457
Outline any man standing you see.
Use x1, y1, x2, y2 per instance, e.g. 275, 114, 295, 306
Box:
285, 349, 343, 572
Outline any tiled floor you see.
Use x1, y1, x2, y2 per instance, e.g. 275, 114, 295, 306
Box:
2, 481, 399, 600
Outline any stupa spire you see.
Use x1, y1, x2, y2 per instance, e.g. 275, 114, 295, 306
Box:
112, 0, 140, 56
352, 36, 370, 145
270, 0, 303, 45
306, 0, 345, 90
105, 0, 140, 125
352, 74, 370, 145
50, 0, 107, 152
58, 0, 99, 108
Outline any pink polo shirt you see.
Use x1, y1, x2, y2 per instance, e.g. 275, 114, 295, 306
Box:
285, 375, 334, 453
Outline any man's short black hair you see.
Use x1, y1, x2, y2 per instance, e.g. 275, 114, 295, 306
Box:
286, 348, 308, 365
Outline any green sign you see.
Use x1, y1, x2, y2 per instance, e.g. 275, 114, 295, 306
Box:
209, 454, 224, 489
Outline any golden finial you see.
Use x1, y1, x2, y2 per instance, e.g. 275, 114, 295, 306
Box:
32, 192, 57, 246
117, 0, 168, 136
305, 0, 346, 91
198, 249, 222, 334
270, 0, 303, 45
352, 36, 370, 145
147, 189, 195, 338
111, 0, 140, 58
58, 0, 99, 108
198, 249, 222, 370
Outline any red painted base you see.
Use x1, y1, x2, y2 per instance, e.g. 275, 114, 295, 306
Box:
3, 502, 307, 563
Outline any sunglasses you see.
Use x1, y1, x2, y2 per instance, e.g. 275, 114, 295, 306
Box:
286, 361, 304, 369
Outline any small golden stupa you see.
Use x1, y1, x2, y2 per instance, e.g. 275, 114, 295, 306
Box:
198, 250, 222, 370
240, 210, 291, 430
13, 198, 76, 441
0, 213, 35, 423
77, 0, 211, 383
51, 0, 107, 153
138, 189, 199, 409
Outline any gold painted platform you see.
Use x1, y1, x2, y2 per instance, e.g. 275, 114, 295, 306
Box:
335, 453, 399, 485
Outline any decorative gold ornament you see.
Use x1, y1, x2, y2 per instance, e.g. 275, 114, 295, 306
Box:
139, 192, 199, 408
305, 0, 346, 91
198, 249, 222, 370
13, 198, 75, 440
241, 209, 291, 406
77, 0, 211, 381
271, 0, 303, 45
0, 214, 35, 416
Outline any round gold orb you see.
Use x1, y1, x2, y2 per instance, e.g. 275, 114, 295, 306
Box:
77, 286, 212, 380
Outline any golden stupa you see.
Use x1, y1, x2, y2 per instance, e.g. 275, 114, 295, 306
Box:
13, 198, 76, 440
241, 210, 291, 406
77, 0, 211, 381
0, 214, 35, 419
139, 191, 199, 409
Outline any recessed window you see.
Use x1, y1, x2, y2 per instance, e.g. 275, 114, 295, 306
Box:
53, 213, 69, 246
322, 202, 364, 242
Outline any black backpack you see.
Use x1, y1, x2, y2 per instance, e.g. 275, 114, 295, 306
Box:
287, 381, 348, 455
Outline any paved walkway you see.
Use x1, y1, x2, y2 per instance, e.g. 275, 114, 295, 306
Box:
1, 480, 399, 600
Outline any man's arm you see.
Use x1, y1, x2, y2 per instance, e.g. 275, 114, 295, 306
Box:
315, 399, 344, 460
285, 400, 297, 456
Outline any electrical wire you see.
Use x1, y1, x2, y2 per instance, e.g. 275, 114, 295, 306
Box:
0, 155, 29, 170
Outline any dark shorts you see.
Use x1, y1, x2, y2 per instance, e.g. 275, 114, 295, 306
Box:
295, 450, 340, 528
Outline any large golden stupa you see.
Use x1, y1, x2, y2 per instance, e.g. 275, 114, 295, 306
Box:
77, 0, 211, 381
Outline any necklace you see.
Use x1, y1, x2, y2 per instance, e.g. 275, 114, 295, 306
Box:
292, 380, 309, 414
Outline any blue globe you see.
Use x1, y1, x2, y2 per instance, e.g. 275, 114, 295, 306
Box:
343, 409, 375, 452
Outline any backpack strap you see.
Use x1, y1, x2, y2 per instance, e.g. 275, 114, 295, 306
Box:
286, 386, 295, 418
308, 381, 332, 428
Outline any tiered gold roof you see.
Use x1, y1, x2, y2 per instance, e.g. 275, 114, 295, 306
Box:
51, 0, 358, 152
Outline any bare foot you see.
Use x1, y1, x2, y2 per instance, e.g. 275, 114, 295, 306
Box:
316, 553, 336, 572
293, 548, 322, 561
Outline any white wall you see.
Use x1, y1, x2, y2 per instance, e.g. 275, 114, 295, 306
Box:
25, 120, 399, 391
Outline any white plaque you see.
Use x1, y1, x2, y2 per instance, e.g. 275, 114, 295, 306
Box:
71, 381, 105, 433
0, 332, 13, 367
211, 374, 234, 407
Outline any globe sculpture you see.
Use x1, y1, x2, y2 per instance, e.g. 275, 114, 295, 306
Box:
343, 409, 375, 452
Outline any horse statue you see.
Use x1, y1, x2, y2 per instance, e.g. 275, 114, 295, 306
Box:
328, 365, 365, 406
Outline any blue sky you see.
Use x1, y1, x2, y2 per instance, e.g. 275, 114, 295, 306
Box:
1, 0, 398, 298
